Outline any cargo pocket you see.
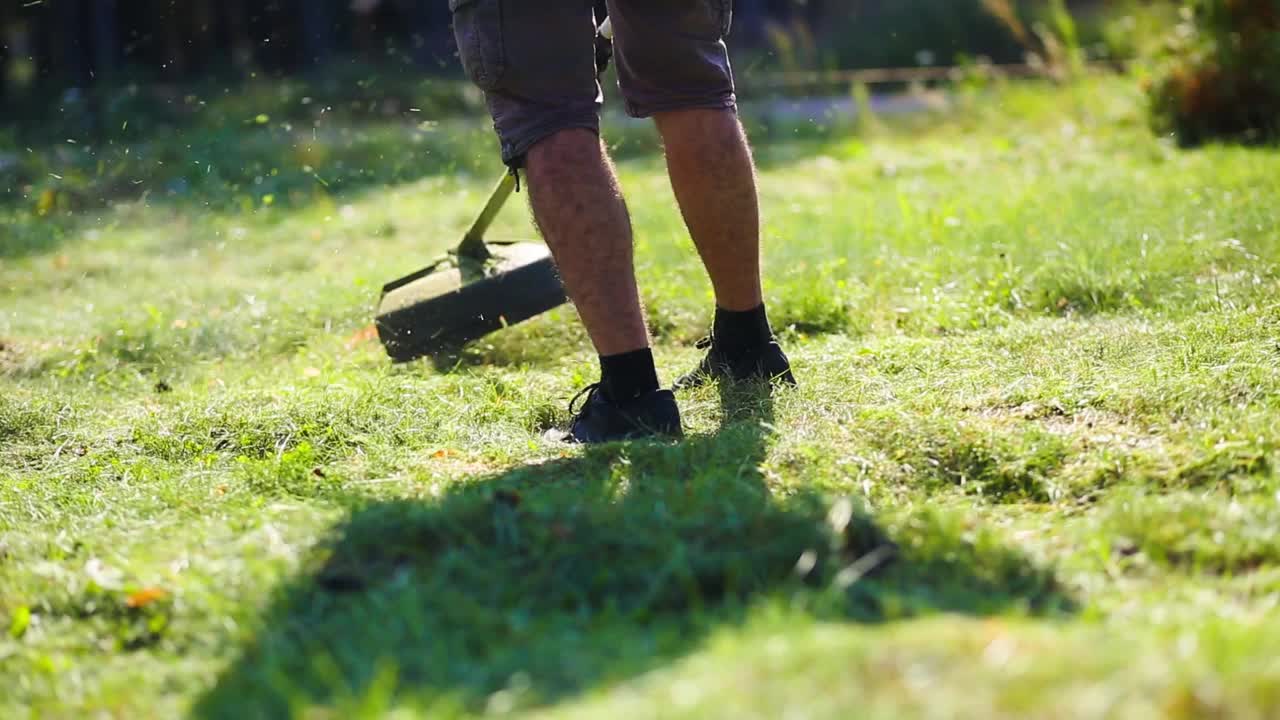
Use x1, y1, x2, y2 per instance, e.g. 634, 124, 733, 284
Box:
450, 0, 505, 91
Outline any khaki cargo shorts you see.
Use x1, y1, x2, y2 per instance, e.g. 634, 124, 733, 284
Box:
449, 0, 737, 167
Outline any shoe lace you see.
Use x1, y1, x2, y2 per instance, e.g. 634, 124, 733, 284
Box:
568, 382, 603, 417
694, 335, 714, 350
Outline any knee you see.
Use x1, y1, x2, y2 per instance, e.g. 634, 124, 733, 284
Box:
652, 106, 733, 131
526, 128, 604, 174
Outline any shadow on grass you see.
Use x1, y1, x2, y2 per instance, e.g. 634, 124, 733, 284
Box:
194, 384, 1073, 718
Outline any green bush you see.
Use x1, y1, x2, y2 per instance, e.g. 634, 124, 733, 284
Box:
1146, 0, 1280, 145
1100, 1, 1182, 64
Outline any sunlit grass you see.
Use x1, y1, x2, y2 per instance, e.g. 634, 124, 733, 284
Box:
3, 78, 1280, 718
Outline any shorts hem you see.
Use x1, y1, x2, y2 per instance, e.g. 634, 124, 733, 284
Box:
625, 94, 737, 120
500, 118, 602, 168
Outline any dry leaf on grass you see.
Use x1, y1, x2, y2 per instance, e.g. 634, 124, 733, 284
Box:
125, 588, 169, 609
345, 324, 379, 350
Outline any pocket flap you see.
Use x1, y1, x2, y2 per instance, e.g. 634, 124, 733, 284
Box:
448, 0, 477, 11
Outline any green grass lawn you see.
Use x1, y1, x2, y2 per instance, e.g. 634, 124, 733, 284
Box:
3, 78, 1280, 719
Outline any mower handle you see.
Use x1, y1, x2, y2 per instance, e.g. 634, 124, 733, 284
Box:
456, 171, 516, 261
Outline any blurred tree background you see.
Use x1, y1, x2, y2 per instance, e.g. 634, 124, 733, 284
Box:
1, 1, 1274, 145
1, 1, 1113, 110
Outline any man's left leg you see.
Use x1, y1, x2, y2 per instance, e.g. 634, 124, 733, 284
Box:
653, 108, 793, 389
609, 0, 796, 389
654, 108, 762, 313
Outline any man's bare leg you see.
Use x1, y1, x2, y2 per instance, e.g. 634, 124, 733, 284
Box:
653, 108, 763, 312
525, 128, 681, 439
655, 107, 795, 387
524, 126, 680, 425
525, 128, 650, 358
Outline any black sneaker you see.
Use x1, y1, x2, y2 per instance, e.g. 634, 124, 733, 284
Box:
674, 336, 797, 390
559, 384, 684, 444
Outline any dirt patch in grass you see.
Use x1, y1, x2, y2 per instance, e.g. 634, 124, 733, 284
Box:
855, 411, 1072, 503
0, 388, 50, 444
954, 403, 1180, 502
0, 337, 59, 379
975, 402, 1165, 452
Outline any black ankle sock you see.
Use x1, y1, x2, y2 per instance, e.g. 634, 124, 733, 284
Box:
599, 348, 660, 402
713, 304, 773, 356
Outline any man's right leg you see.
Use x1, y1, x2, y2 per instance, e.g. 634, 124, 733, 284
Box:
526, 129, 686, 443
450, 0, 679, 441
525, 129, 649, 360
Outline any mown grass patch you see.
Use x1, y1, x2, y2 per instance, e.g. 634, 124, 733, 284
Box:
3, 78, 1280, 718
1102, 488, 1280, 576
